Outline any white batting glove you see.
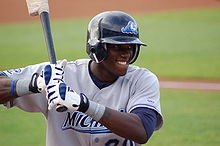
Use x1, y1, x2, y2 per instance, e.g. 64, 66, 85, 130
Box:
29, 59, 67, 93
46, 82, 89, 111
43, 59, 67, 84
46, 82, 105, 121
46, 82, 106, 121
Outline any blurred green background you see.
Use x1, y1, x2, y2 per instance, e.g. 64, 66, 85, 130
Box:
0, 8, 220, 146
1, 8, 220, 79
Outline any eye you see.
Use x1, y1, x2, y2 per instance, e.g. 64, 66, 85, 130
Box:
107, 44, 120, 50
112, 45, 119, 49
127, 45, 132, 49
112, 45, 121, 50
107, 44, 135, 51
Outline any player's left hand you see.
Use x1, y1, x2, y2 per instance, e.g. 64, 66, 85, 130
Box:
29, 59, 67, 93
46, 82, 88, 111
42, 59, 67, 86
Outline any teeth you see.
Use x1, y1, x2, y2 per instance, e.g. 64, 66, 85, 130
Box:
118, 61, 126, 65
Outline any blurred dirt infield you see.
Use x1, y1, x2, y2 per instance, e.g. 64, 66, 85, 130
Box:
0, 0, 220, 91
159, 79, 220, 92
1, 0, 220, 24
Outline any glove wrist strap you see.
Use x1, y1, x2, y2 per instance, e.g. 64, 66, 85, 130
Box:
77, 93, 90, 112
29, 73, 41, 93
85, 100, 105, 121
78, 93, 105, 121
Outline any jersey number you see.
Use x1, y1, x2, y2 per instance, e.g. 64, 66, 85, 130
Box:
105, 139, 134, 146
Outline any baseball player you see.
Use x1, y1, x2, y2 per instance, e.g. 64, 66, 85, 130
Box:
0, 11, 163, 146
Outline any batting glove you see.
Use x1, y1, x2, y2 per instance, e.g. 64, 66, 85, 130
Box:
47, 82, 89, 111
29, 59, 67, 93
46, 82, 106, 121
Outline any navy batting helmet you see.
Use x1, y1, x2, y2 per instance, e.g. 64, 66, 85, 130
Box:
86, 11, 146, 64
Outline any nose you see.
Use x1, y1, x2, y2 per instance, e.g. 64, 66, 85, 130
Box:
120, 49, 132, 58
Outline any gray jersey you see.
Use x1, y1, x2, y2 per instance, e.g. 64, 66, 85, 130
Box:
3, 59, 163, 146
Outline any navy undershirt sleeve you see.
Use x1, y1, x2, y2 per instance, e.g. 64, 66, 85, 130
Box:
131, 107, 157, 139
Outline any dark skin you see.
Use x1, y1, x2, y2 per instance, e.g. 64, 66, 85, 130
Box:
0, 44, 148, 144
0, 76, 15, 104
90, 44, 135, 81
91, 44, 148, 143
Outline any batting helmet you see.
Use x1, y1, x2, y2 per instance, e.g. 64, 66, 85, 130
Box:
86, 11, 146, 64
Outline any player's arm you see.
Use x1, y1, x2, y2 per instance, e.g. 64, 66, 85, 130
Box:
99, 107, 149, 144
0, 60, 67, 105
99, 107, 157, 143
0, 75, 15, 104
0, 74, 37, 104
47, 81, 156, 144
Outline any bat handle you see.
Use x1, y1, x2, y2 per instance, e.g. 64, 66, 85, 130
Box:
40, 12, 57, 64
56, 105, 68, 112
40, 12, 67, 112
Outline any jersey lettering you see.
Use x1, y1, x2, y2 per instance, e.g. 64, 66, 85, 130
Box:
62, 111, 111, 134
1, 68, 23, 77
7, 69, 22, 74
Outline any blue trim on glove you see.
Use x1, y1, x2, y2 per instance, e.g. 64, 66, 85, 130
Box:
10, 80, 18, 98
44, 65, 52, 85
59, 83, 67, 100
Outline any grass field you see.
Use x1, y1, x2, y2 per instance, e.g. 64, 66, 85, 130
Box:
147, 90, 220, 146
136, 8, 220, 80
0, 8, 220, 79
0, 90, 219, 146
0, 8, 220, 146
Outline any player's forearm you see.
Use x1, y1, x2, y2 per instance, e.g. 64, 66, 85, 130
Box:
99, 107, 148, 144
0, 75, 35, 104
0, 76, 15, 104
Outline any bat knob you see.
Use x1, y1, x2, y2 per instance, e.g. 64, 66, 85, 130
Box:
56, 105, 68, 112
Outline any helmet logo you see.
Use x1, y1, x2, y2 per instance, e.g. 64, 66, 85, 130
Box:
121, 21, 138, 35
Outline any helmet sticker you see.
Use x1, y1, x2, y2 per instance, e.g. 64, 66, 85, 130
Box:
121, 21, 138, 35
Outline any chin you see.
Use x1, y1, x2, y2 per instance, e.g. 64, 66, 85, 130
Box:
116, 69, 128, 76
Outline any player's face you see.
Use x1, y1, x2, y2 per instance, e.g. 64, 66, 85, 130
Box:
99, 44, 135, 80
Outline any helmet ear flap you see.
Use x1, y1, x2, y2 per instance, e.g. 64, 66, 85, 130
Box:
89, 46, 99, 63
129, 45, 140, 64
88, 42, 107, 63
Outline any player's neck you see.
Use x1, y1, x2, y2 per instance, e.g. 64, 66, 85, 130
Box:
89, 61, 118, 82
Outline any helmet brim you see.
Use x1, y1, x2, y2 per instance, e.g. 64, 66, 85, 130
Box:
101, 36, 147, 46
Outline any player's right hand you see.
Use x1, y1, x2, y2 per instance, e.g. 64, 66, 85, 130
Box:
46, 82, 90, 112
29, 59, 67, 93
47, 82, 80, 111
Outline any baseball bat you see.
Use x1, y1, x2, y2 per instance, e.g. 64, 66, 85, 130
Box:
40, 12, 67, 112
40, 12, 56, 64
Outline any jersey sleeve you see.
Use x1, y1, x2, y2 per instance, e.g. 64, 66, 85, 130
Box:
1, 62, 49, 116
127, 70, 163, 130
131, 107, 157, 139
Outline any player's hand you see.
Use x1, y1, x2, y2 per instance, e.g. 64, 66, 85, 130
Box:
29, 59, 67, 93
42, 59, 67, 85
46, 82, 105, 121
46, 82, 89, 111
